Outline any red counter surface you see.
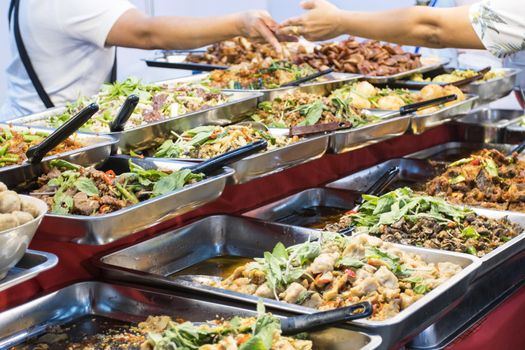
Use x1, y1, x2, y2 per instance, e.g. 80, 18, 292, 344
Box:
0, 125, 524, 349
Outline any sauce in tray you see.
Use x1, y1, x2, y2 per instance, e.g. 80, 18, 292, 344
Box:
276, 206, 349, 229
169, 256, 254, 279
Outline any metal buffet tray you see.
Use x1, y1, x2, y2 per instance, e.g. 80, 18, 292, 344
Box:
242, 187, 358, 226
410, 94, 479, 134
454, 108, 524, 143
392, 68, 519, 104
329, 110, 411, 154
34, 156, 234, 245
404, 141, 519, 161
0, 124, 116, 189
0, 281, 382, 350
362, 58, 447, 84
97, 215, 480, 350
0, 250, 58, 293
504, 119, 525, 144
7, 76, 262, 154
326, 157, 525, 276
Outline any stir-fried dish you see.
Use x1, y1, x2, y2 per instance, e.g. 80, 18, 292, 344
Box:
185, 36, 309, 66
409, 69, 506, 84
330, 81, 466, 114
425, 149, 525, 212
249, 90, 379, 128
14, 308, 312, 350
294, 37, 422, 76
216, 232, 462, 320
518, 115, 525, 127
28, 78, 230, 132
326, 188, 520, 257
31, 159, 204, 216
0, 127, 83, 167
208, 60, 319, 89
152, 125, 299, 159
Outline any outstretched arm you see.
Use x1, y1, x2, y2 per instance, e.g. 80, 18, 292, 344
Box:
106, 8, 282, 51
282, 0, 484, 50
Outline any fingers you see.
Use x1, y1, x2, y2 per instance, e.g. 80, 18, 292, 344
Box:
301, 0, 317, 10
255, 20, 282, 52
281, 16, 303, 27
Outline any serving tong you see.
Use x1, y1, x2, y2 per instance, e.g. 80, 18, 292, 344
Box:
449, 66, 491, 87
25, 103, 99, 164
280, 68, 334, 88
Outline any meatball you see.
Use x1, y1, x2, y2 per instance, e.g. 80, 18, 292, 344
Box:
21, 199, 40, 218
0, 213, 18, 231
0, 182, 7, 192
0, 191, 21, 213
12, 211, 34, 226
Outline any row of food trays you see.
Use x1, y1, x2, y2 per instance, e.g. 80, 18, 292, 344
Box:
0, 49, 523, 349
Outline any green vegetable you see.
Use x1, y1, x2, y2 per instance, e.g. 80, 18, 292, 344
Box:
448, 157, 473, 168
466, 246, 478, 255
74, 177, 99, 197
413, 284, 431, 294
483, 158, 499, 177
152, 169, 204, 197
338, 257, 365, 269
296, 100, 326, 126
49, 159, 81, 170
461, 226, 480, 239
449, 175, 466, 184
365, 246, 408, 276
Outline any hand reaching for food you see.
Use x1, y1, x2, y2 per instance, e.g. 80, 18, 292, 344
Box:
280, 0, 343, 41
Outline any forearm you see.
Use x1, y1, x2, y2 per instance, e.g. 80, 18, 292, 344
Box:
338, 6, 483, 49
143, 14, 241, 50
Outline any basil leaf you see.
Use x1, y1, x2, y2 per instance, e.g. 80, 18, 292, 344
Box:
461, 226, 480, 239
338, 257, 365, 269
74, 177, 99, 197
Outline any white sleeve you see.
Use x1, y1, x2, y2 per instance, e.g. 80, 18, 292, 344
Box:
56, 0, 136, 49
469, 0, 525, 58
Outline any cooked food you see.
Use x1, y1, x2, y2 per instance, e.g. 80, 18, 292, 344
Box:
208, 60, 319, 89
29, 78, 230, 132
185, 36, 309, 66
328, 188, 520, 257
294, 37, 421, 76
152, 125, 299, 159
330, 81, 465, 114
425, 149, 525, 212
249, 90, 379, 128
410, 69, 506, 84
14, 310, 312, 350
31, 159, 204, 216
216, 232, 462, 320
0, 127, 83, 167
0, 182, 40, 231
519, 115, 525, 127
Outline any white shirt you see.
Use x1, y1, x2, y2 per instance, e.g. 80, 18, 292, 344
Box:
469, 0, 525, 58
0, 0, 135, 120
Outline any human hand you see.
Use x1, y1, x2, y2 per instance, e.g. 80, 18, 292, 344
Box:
237, 10, 282, 52
281, 0, 343, 41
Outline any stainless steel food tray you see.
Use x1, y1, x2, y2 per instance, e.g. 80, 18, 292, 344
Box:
243, 187, 358, 225
326, 157, 525, 276
34, 156, 234, 245
504, 119, 525, 144
97, 215, 480, 350
222, 72, 363, 101
0, 124, 116, 189
7, 76, 262, 154
152, 133, 329, 184
0, 250, 57, 293
408, 248, 525, 349
404, 141, 519, 161
454, 108, 524, 143
0, 281, 382, 350
329, 110, 411, 154
410, 94, 479, 134
362, 58, 447, 84
393, 68, 519, 104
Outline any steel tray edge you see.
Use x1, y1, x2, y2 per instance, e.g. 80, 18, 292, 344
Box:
0, 250, 58, 293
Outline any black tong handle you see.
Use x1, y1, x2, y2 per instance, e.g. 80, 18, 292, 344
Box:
281, 68, 334, 87
26, 103, 99, 164
110, 94, 139, 132
400, 94, 457, 116
338, 166, 400, 235
510, 140, 525, 155
185, 140, 268, 174
280, 302, 372, 335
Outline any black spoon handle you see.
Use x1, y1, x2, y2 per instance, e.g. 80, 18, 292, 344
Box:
185, 140, 268, 174
110, 94, 139, 132
400, 94, 457, 116
26, 103, 99, 164
280, 302, 372, 335
280, 68, 334, 87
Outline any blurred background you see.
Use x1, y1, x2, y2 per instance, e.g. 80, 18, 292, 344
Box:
1, 0, 519, 107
